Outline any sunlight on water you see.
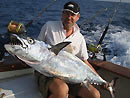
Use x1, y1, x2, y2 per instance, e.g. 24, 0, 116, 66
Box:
107, 28, 130, 68
84, 25, 130, 68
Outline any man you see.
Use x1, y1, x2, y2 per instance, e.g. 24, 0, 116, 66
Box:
35, 1, 100, 98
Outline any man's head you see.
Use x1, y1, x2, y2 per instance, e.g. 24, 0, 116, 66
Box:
61, 1, 80, 30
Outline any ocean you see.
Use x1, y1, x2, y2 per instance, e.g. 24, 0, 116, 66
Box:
0, 0, 130, 68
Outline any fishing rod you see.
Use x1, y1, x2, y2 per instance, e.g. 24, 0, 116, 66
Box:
97, 0, 121, 48
25, 0, 56, 29
8, 0, 56, 34
79, 8, 108, 28
89, 0, 121, 59
0, 0, 56, 61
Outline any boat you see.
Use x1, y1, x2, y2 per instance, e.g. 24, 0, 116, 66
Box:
0, 56, 130, 98
89, 59, 130, 98
0, 56, 40, 98
0, 56, 33, 80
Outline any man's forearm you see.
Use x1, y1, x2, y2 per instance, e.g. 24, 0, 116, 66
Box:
84, 60, 99, 75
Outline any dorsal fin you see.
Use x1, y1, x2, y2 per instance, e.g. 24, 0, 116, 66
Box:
50, 42, 71, 55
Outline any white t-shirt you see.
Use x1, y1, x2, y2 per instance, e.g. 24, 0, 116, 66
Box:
38, 21, 88, 60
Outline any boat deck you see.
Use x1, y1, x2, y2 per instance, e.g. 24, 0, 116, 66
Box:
0, 74, 42, 98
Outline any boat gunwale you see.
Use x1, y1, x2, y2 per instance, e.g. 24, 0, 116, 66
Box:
89, 59, 130, 79
0, 56, 30, 72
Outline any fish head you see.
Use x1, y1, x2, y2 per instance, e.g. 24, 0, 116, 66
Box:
4, 34, 48, 64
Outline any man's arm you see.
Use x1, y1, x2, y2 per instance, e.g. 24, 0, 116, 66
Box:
84, 60, 99, 74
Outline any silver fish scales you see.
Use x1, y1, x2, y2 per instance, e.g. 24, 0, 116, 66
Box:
4, 34, 117, 98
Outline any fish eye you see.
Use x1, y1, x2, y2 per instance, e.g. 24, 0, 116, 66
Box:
27, 37, 35, 44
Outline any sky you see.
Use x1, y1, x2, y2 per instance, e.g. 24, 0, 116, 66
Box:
95, 0, 130, 3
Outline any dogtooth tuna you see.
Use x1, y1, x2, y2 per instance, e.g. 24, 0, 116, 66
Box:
4, 34, 117, 98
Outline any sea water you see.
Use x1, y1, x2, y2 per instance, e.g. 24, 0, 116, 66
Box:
0, 0, 130, 68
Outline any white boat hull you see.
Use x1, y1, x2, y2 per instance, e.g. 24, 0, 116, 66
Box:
0, 74, 42, 98
0, 68, 33, 80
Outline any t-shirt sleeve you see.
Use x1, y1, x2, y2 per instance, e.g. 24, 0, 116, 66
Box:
37, 23, 48, 41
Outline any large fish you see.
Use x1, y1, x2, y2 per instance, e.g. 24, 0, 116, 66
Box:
4, 34, 117, 98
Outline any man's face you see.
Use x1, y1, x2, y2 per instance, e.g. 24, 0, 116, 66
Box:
61, 11, 80, 29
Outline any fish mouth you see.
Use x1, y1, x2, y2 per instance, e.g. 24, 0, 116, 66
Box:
10, 35, 22, 45
9, 34, 25, 48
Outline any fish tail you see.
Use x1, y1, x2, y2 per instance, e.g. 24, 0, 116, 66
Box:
106, 77, 119, 98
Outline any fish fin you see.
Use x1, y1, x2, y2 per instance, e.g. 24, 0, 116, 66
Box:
83, 81, 90, 90
50, 41, 71, 55
105, 77, 119, 98
0, 93, 6, 98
